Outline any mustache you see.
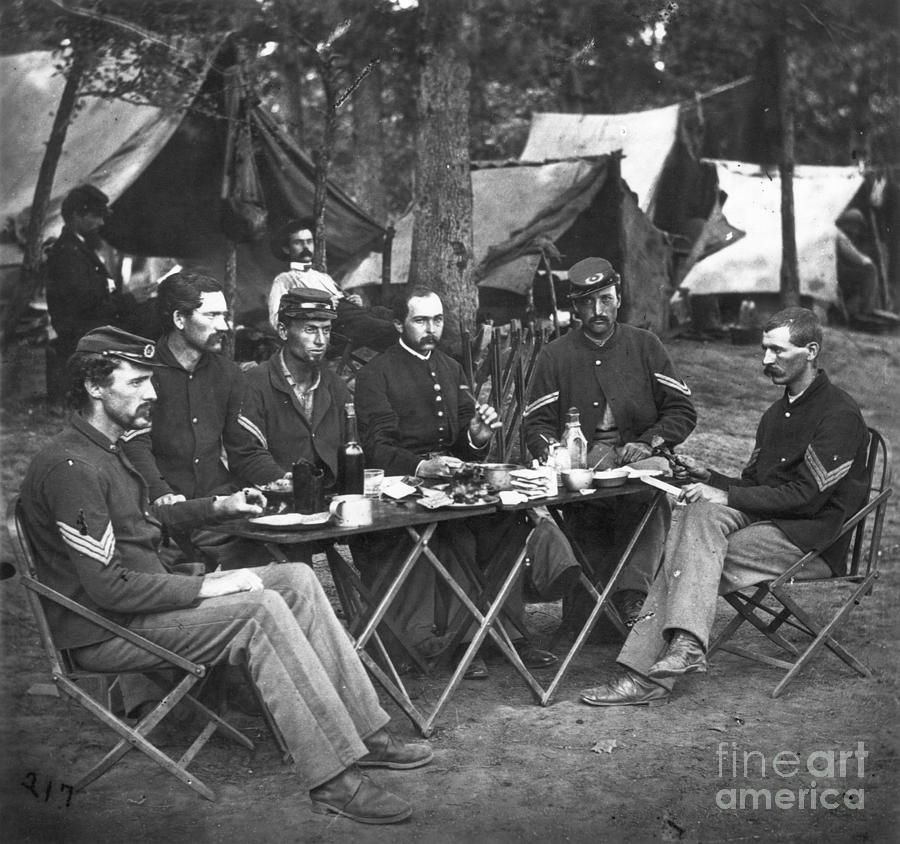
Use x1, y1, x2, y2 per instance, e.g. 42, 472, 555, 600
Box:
763, 365, 781, 377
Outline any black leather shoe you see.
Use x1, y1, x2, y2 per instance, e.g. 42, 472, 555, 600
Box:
580, 671, 670, 707
612, 589, 647, 627
514, 641, 558, 669
648, 630, 708, 679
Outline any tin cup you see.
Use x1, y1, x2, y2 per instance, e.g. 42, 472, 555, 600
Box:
329, 494, 373, 527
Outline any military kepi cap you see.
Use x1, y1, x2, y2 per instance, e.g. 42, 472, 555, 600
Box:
62, 184, 110, 217
278, 287, 338, 322
568, 257, 621, 299
76, 326, 162, 366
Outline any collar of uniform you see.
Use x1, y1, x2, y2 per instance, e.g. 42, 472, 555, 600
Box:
399, 337, 432, 361
289, 261, 312, 271
576, 322, 621, 351
71, 413, 122, 452
781, 369, 828, 407
278, 347, 321, 394
156, 334, 212, 372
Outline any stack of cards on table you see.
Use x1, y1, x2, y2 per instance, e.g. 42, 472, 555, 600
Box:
508, 467, 556, 500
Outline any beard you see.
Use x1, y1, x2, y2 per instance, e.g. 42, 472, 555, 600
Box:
110, 401, 154, 431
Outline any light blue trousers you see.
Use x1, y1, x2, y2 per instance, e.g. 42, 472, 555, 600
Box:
74, 563, 390, 789
618, 499, 830, 689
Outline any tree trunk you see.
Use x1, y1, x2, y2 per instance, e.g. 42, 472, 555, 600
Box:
351, 60, 387, 221
312, 62, 336, 274
2, 50, 86, 348
775, 26, 800, 308
277, 44, 306, 145
409, 0, 475, 353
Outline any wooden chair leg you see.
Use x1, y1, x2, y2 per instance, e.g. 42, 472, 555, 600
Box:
60, 673, 218, 801
713, 589, 799, 657
770, 581, 874, 697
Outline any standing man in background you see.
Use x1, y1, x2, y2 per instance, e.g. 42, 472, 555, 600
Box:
45, 186, 120, 404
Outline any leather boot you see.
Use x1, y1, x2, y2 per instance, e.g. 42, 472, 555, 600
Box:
648, 629, 707, 679
358, 730, 433, 770
310, 765, 412, 824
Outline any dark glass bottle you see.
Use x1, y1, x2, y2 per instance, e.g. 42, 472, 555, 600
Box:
337, 403, 365, 495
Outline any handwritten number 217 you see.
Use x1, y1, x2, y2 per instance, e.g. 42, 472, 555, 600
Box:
21, 772, 74, 807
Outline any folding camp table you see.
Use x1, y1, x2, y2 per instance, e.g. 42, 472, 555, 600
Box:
214, 480, 664, 733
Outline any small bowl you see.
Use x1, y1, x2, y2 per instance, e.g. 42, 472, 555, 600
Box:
561, 468, 595, 491
479, 463, 518, 491
593, 468, 629, 488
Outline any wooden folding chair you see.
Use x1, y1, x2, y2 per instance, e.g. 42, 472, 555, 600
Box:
6, 498, 256, 801
708, 428, 893, 697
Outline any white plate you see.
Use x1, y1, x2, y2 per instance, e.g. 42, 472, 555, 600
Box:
249, 512, 331, 529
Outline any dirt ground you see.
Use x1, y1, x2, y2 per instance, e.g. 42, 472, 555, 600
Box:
1, 331, 898, 843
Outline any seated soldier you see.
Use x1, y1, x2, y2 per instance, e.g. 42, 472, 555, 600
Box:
524, 258, 697, 631
121, 271, 285, 569
267, 219, 397, 352
580, 308, 869, 706
239, 288, 348, 485
20, 326, 432, 825
354, 285, 579, 679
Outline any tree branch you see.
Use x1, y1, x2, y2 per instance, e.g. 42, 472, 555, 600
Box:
44, 0, 199, 58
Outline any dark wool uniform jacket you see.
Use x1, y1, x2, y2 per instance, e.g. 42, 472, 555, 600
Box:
45, 227, 120, 347
354, 342, 488, 476
708, 370, 869, 575
121, 337, 282, 502
20, 416, 220, 650
523, 324, 697, 457
238, 351, 351, 486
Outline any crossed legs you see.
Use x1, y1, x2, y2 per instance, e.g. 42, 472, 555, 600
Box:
582, 499, 830, 704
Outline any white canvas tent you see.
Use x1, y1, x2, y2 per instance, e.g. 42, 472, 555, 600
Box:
342, 157, 673, 330
680, 160, 864, 305
0, 49, 384, 325
0, 51, 189, 240
519, 105, 682, 216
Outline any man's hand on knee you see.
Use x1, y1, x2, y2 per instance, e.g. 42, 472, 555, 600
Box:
198, 568, 264, 598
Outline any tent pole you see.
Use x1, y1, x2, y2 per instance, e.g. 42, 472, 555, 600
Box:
381, 224, 395, 301
224, 244, 237, 359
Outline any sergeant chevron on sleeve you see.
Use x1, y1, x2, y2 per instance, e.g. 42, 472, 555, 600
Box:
580, 307, 870, 709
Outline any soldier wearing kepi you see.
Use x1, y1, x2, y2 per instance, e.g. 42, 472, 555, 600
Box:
524, 257, 697, 628
238, 287, 350, 485
20, 325, 432, 825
